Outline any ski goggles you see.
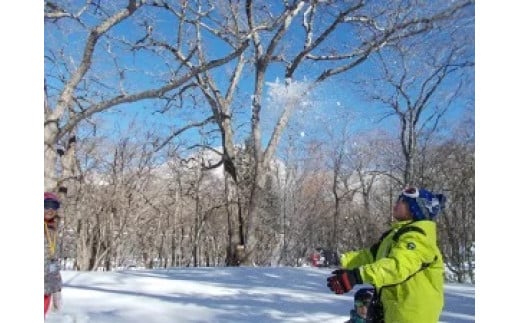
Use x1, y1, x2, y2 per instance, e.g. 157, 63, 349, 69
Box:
401, 187, 419, 198
355, 300, 371, 307
397, 187, 420, 203
44, 199, 60, 210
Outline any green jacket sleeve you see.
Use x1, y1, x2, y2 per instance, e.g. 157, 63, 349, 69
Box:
340, 248, 374, 269
359, 230, 437, 288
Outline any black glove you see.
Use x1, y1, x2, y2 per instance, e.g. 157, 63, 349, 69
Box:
326, 268, 362, 294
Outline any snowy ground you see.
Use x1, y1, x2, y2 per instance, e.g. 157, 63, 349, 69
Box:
45, 267, 474, 323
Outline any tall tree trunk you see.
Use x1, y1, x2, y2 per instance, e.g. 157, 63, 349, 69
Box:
44, 123, 59, 192
225, 175, 242, 266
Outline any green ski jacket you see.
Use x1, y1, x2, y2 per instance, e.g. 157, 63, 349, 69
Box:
340, 220, 444, 323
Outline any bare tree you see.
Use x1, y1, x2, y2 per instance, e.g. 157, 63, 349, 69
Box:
360, 5, 474, 185
422, 115, 475, 283
47, 0, 474, 270
44, 0, 249, 193
238, 0, 474, 264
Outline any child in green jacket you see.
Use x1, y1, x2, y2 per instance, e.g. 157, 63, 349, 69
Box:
327, 187, 446, 323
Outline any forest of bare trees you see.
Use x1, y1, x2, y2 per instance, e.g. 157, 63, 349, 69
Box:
45, 0, 474, 283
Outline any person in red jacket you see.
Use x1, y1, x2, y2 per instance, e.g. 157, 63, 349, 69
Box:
44, 192, 63, 317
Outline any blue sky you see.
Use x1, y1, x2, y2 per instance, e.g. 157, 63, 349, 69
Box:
43, 1, 474, 159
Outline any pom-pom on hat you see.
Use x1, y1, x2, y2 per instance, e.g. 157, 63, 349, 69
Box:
399, 187, 446, 220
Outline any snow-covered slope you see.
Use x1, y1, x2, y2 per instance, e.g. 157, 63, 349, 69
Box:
45, 267, 474, 323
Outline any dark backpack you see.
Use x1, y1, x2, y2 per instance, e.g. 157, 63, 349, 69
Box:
365, 288, 384, 323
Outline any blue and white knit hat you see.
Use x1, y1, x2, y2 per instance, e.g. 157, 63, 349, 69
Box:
399, 187, 446, 220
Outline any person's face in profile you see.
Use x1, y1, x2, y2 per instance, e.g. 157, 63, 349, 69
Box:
355, 299, 370, 318
393, 197, 412, 221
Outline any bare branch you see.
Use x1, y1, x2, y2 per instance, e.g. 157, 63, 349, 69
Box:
53, 1, 142, 122
152, 116, 216, 153
57, 39, 250, 140
45, 0, 92, 20
287, 1, 364, 78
